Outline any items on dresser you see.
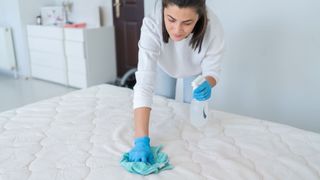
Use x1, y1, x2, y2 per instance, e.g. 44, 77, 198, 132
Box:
64, 22, 86, 28
41, 7, 65, 26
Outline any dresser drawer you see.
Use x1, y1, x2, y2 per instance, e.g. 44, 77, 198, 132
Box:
27, 25, 63, 40
64, 28, 84, 42
68, 72, 87, 88
31, 65, 67, 84
65, 41, 86, 58
30, 51, 66, 70
67, 57, 86, 73
28, 37, 64, 55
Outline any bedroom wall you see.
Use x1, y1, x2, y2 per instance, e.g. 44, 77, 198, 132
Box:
0, 0, 54, 77
0, 6, 5, 25
54, 0, 155, 27
205, 0, 320, 132
53, 0, 114, 27
0, 0, 23, 75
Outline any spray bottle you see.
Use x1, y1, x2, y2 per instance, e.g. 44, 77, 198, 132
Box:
190, 75, 209, 127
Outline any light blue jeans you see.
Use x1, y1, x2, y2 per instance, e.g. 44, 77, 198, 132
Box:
155, 66, 198, 103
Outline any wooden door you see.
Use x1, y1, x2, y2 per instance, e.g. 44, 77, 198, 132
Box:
113, 0, 144, 78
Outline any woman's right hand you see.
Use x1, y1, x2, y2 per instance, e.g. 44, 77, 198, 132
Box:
128, 136, 155, 164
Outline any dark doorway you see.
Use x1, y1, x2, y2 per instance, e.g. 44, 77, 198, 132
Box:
112, 0, 144, 78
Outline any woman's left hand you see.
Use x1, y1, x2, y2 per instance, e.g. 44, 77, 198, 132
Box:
193, 80, 212, 101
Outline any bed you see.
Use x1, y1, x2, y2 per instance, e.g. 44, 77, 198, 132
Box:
0, 84, 319, 180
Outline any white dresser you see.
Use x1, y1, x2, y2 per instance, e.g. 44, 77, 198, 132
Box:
27, 25, 67, 84
27, 25, 117, 88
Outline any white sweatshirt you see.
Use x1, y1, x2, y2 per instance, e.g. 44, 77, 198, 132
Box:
133, 5, 225, 109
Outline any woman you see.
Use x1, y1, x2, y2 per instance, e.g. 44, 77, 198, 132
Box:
128, 0, 224, 164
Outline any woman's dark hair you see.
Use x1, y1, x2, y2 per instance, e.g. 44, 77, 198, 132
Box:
162, 0, 208, 53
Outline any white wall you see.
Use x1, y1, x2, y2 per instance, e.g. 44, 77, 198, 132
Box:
0, 0, 54, 77
60, 0, 161, 30
54, 0, 113, 27
0, 0, 23, 75
205, 0, 320, 132
0, 5, 6, 25
144, 0, 158, 16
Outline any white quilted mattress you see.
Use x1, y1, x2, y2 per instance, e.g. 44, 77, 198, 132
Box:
0, 84, 319, 180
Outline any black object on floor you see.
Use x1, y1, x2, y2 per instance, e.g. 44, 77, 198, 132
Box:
113, 68, 137, 89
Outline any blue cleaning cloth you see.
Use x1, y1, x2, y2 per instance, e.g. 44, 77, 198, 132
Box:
120, 145, 173, 175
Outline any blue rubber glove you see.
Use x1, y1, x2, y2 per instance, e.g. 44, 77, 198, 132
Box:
128, 136, 155, 164
193, 80, 212, 101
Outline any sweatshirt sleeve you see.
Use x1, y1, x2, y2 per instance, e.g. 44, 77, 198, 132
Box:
133, 16, 162, 109
201, 14, 225, 84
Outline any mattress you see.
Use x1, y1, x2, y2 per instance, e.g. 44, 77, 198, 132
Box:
0, 84, 319, 180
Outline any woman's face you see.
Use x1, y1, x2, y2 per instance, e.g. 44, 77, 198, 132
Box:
164, 4, 199, 42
